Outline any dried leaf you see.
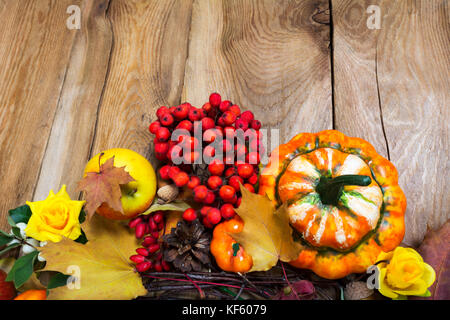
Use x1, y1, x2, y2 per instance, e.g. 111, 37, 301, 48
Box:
39, 215, 146, 300
415, 222, 449, 300
142, 200, 190, 216
77, 156, 135, 219
272, 280, 315, 300
233, 185, 301, 272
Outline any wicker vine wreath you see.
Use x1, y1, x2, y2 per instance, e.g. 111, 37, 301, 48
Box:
258, 130, 406, 279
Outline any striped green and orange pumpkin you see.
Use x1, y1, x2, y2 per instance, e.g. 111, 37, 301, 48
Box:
258, 130, 406, 279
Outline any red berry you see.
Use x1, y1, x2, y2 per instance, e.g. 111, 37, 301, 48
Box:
202, 102, 213, 113
168, 166, 181, 179
188, 108, 202, 121
219, 100, 232, 113
187, 175, 201, 189
142, 236, 156, 247
223, 126, 236, 138
203, 191, 216, 205
162, 260, 171, 271
156, 127, 170, 142
151, 231, 160, 239
244, 183, 255, 193
183, 151, 200, 164
193, 185, 209, 201
235, 143, 247, 159
251, 119, 261, 130
136, 261, 152, 272
159, 165, 171, 180
135, 222, 146, 238
219, 185, 235, 200
220, 204, 236, 219
222, 139, 233, 153
147, 244, 160, 254
248, 173, 258, 185
240, 110, 254, 122
206, 208, 221, 225
160, 113, 174, 126
235, 118, 249, 130
182, 208, 197, 222
200, 206, 212, 217
207, 175, 223, 190
237, 164, 254, 179
224, 167, 236, 177
225, 194, 238, 204
173, 171, 189, 187
157, 221, 164, 231
228, 105, 241, 116
168, 145, 183, 162
208, 159, 225, 175
247, 152, 260, 165
136, 248, 149, 256
156, 106, 170, 119
203, 128, 222, 143
203, 145, 216, 158
202, 217, 214, 228
149, 121, 161, 134
173, 104, 190, 120
153, 212, 163, 223
221, 111, 237, 126
155, 142, 169, 154
128, 216, 142, 229
130, 254, 145, 264
229, 175, 244, 192
201, 117, 215, 131
154, 262, 163, 272
209, 93, 221, 107
176, 119, 193, 132
236, 197, 242, 208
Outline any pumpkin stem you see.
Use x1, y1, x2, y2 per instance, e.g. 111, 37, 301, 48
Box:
316, 174, 371, 205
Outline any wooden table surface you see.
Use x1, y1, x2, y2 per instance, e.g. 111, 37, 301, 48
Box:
0, 0, 448, 246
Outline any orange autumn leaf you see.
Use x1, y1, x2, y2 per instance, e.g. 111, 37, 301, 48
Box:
77, 155, 135, 219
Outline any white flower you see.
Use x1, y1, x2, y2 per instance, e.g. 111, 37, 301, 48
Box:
16, 222, 27, 238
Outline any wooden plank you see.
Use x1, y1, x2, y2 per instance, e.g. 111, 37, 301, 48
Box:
33, 0, 113, 201
90, 0, 193, 163
332, 0, 449, 245
182, 0, 333, 146
0, 0, 81, 230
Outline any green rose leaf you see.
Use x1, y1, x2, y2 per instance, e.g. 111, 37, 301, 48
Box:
6, 251, 39, 288
141, 200, 190, 215
0, 242, 21, 256
0, 230, 14, 246
47, 272, 71, 290
9, 204, 32, 225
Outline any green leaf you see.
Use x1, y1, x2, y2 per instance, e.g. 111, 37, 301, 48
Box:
47, 272, 71, 290
74, 229, 88, 244
0, 242, 21, 256
6, 251, 39, 288
8, 204, 32, 225
232, 243, 240, 257
141, 200, 190, 215
0, 230, 14, 246
415, 290, 431, 298
78, 209, 86, 224
11, 226, 22, 239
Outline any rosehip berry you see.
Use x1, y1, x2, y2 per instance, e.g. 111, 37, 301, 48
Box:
159, 165, 171, 180
157, 221, 164, 231
219, 100, 232, 113
201, 117, 215, 131
162, 260, 171, 271
151, 231, 160, 239
208, 159, 225, 175
149, 121, 161, 134
209, 93, 221, 107
135, 222, 146, 238
248, 173, 258, 185
187, 175, 201, 189
156, 127, 170, 142
193, 185, 209, 201
154, 262, 163, 272
136, 248, 149, 257
206, 208, 222, 225
229, 175, 244, 192
237, 164, 254, 179
168, 166, 181, 179
147, 244, 160, 254
136, 261, 152, 273
228, 105, 241, 116
176, 119, 193, 132
148, 217, 157, 231
235, 118, 249, 131
207, 175, 223, 190
153, 212, 163, 224
188, 108, 202, 121
219, 185, 235, 201
156, 106, 170, 119
142, 236, 157, 247
130, 254, 145, 264
203, 191, 216, 205
240, 110, 254, 122
128, 216, 142, 229
173, 171, 189, 187
182, 208, 197, 222
244, 183, 255, 193
251, 119, 261, 130
173, 103, 190, 120
221, 111, 237, 126
160, 113, 174, 126
220, 204, 236, 219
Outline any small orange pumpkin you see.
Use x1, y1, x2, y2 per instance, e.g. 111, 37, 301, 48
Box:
258, 130, 406, 279
14, 289, 47, 300
210, 217, 253, 272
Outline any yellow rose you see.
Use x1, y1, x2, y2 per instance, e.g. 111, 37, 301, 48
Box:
25, 185, 85, 243
376, 247, 436, 299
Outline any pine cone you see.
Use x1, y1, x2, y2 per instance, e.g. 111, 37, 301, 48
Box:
162, 219, 211, 272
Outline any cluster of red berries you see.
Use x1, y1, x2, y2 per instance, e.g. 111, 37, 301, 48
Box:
149, 93, 263, 228
128, 212, 170, 272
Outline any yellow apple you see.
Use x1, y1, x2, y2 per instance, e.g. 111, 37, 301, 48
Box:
84, 148, 157, 220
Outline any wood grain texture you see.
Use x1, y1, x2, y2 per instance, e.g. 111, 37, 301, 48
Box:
33, 0, 113, 202
90, 0, 193, 165
0, 0, 80, 230
332, 0, 449, 245
183, 0, 333, 146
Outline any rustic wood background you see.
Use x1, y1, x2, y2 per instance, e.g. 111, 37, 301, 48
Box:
0, 0, 448, 246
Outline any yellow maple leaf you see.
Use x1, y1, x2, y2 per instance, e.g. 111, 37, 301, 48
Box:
39, 215, 147, 300
233, 185, 301, 272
